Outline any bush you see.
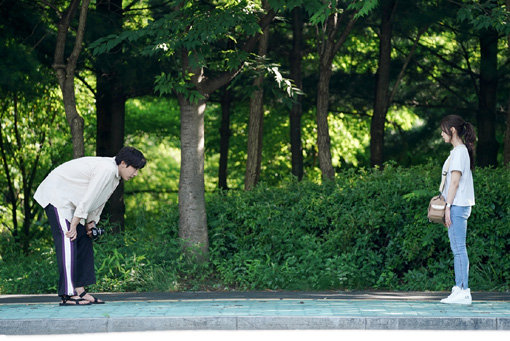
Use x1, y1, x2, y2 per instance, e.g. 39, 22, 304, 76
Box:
206, 164, 509, 291
0, 164, 508, 293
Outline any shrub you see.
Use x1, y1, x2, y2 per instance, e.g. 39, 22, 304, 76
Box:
0, 164, 508, 293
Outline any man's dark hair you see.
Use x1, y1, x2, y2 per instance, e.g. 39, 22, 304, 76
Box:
115, 147, 146, 169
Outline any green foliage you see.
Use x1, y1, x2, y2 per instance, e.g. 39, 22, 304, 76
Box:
0, 87, 72, 251
457, 0, 510, 34
206, 164, 509, 291
308, 0, 378, 24
1, 164, 508, 293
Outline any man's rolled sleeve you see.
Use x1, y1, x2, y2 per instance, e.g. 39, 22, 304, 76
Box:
87, 203, 106, 225
74, 166, 115, 219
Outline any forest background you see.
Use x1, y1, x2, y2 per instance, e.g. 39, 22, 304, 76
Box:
0, 0, 509, 294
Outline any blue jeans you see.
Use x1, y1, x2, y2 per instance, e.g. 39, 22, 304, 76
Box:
448, 205, 471, 289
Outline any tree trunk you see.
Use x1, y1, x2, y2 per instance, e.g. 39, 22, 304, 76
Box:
178, 95, 209, 260
504, 1, 510, 167
289, 6, 304, 181
477, 28, 499, 167
96, 85, 126, 232
175, 9, 276, 259
245, 25, 269, 190
505, 90, 510, 167
316, 61, 335, 180
218, 88, 232, 190
94, 0, 126, 232
316, 12, 357, 181
370, 0, 396, 168
505, 96, 510, 166
52, 0, 90, 159
61, 78, 85, 158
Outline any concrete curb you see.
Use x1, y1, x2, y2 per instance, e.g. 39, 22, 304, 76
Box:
1, 291, 509, 304
2, 316, 510, 334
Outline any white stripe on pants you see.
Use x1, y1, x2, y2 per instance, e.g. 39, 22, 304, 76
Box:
56, 207, 75, 295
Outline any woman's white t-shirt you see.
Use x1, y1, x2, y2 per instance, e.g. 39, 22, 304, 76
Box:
441, 144, 475, 207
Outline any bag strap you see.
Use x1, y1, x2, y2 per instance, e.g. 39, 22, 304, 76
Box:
438, 157, 451, 193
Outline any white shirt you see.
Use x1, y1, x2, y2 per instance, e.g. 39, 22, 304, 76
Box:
441, 144, 475, 207
34, 157, 121, 224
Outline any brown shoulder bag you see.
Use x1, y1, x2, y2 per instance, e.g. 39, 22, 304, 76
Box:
427, 158, 450, 224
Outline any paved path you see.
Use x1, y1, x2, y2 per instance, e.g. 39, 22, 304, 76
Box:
1, 291, 509, 335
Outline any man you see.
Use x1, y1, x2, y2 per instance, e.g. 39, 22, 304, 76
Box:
34, 146, 146, 306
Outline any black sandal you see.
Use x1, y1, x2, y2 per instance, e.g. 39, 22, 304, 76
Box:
59, 295, 91, 306
79, 291, 105, 304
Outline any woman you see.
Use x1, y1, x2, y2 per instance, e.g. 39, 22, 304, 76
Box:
439, 115, 476, 305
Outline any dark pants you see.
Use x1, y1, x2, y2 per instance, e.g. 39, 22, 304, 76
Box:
45, 205, 96, 296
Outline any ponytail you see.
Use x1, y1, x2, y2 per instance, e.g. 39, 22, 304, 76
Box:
462, 122, 476, 170
441, 115, 477, 170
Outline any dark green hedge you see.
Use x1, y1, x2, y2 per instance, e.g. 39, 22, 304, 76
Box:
207, 164, 509, 291
1, 164, 508, 293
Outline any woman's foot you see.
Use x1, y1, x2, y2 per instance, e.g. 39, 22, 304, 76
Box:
440, 287, 472, 305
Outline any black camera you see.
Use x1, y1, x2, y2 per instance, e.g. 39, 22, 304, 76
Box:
90, 226, 105, 241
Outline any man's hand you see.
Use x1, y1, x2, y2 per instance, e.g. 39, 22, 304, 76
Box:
65, 216, 84, 241
65, 226, 78, 241
86, 221, 96, 238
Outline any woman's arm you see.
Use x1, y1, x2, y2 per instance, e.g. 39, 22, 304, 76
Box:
445, 170, 461, 227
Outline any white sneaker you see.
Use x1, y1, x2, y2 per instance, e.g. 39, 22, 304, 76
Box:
440, 286, 461, 303
441, 287, 472, 305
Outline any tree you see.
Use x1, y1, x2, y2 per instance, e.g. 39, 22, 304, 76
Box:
0, 88, 66, 254
218, 87, 233, 190
370, 0, 396, 168
453, 0, 510, 166
92, 0, 279, 259
289, 6, 305, 180
47, 0, 91, 159
91, 0, 127, 232
477, 26, 499, 167
506, 0, 510, 166
370, 0, 427, 167
314, 0, 377, 180
88, 0, 160, 232
245, 17, 270, 190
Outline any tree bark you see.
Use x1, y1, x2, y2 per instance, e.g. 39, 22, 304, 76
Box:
370, 0, 396, 168
177, 9, 276, 259
477, 28, 499, 167
96, 87, 126, 232
52, 0, 90, 159
316, 12, 357, 180
244, 25, 269, 190
178, 94, 209, 260
94, 0, 126, 232
505, 94, 510, 166
316, 61, 335, 180
289, 6, 304, 181
504, 0, 510, 167
218, 88, 232, 190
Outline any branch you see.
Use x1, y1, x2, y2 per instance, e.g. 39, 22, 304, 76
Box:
409, 56, 472, 106
36, 0, 62, 18
123, 0, 173, 13
388, 25, 429, 105
412, 39, 477, 78
201, 8, 277, 94
53, 0, 80, 68
0, 99, 19, 236
332, 13, 357, 54
458, 39, 480, 99
75, 73, 96, 96
66, 0, 91, 73
241, 9, 276, 54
